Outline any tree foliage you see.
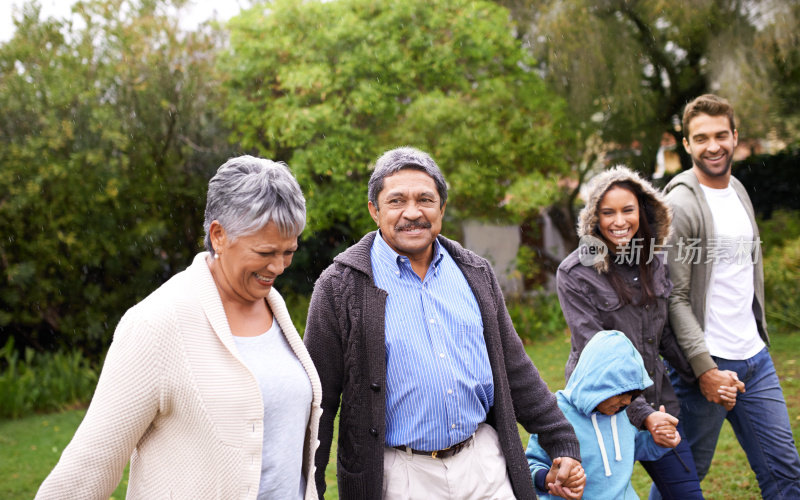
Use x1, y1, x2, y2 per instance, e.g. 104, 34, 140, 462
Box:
757, 1, 800, 142
497, 0, 800, 169
0, 0, 232, 355
220, 0, 578, 241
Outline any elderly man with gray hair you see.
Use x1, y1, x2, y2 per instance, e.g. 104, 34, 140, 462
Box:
304, 146, 583, 500
37, 155, 322, 500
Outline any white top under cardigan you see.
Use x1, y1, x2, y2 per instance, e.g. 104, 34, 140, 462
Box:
35, 252, 322, 500
233, 320, 312, 499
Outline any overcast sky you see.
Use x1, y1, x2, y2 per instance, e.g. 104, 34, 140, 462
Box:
0, 0, 245, 43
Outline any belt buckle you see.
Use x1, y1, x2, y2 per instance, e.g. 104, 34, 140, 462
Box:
432, 444, 452, 459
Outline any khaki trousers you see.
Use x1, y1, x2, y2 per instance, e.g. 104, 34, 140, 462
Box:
382, 423, 516, 500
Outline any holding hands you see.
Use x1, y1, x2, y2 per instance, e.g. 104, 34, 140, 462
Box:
699, 368, 745, 410
644, 405, 681, 448
545, 456, 586, 499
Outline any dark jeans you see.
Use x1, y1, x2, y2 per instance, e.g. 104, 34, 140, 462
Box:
641, 422, 704, 499
666, 348, 800, 499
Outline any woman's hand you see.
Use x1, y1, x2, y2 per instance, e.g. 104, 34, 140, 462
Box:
699, 368, 745, 408
717, 372, 745, 410
644, 405, 680, 448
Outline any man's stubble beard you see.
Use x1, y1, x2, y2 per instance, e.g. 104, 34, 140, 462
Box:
694, 154, 733, 179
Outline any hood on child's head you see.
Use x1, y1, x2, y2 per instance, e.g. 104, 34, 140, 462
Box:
564, 330, 653, 416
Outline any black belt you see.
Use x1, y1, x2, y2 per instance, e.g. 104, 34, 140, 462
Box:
393, 435, 474, 459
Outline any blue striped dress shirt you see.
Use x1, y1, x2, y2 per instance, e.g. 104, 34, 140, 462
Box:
371, 232, 494, 451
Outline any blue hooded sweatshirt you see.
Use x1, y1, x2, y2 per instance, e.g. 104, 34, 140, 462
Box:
526, 330, 669, 499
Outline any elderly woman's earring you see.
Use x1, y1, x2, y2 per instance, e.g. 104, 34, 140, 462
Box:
214, 252, 220, 260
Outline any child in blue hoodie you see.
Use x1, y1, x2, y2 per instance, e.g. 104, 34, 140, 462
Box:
526, 330, 680, 499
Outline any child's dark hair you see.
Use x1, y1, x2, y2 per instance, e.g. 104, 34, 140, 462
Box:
623, 389, 643, 400
594, 389, 642, 414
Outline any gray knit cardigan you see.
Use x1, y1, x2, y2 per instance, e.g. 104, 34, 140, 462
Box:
304, 231, 580, 500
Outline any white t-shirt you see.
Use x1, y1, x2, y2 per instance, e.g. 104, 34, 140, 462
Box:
700, 184, 766, 360
233, 319, 312, 500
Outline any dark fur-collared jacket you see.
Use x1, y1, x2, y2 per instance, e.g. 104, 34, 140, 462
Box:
557, 166, 694, 429
304, 231, 581, 499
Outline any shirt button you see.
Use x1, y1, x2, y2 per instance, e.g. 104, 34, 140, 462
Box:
451, 424, 456, 429
440, 353, 445, 358
370, 383, 381, 392
369, 428, 378, 437
647, 338, 654, 344
447, 389, 453, 394
429, 318, 435, 324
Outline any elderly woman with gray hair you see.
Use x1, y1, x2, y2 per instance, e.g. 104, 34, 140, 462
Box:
36, 156, 322, 500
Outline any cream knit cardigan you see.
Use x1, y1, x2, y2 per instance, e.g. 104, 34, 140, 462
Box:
36, 253, 322, 500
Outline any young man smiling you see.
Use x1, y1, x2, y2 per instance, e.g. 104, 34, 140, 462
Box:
304, 147, 583, 499
664, 94, 800, 498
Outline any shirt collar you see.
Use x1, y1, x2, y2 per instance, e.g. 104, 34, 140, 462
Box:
372, 230, 444, 273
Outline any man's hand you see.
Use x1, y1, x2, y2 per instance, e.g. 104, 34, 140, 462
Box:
644, 406, 680, 448
545, 456, 585, 499
699, 368, 745, 409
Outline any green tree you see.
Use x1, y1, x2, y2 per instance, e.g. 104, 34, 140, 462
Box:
0, 0, 232, 355
221, 0, 577, 245
755, 1, 800, 142
497, 0, 800, 170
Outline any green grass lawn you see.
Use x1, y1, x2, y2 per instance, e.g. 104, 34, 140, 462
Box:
3, 331, 798, 499
0, 409, 129, 499
519, 330, 800, 500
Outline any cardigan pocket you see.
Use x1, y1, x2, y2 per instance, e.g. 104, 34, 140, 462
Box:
337, 464, 368, 499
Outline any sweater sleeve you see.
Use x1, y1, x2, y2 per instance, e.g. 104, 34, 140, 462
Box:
35, 310, 162, 500
303, 272, 344, 500
493, 267, 581, 462
665, 189, 716, 376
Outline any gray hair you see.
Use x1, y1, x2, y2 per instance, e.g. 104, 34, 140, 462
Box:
367, 147, 448, 209
203, 155, 306, 255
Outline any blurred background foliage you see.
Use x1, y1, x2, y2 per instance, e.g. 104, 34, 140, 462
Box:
499, 0, 800, 169
0, 0, 799, 403
0, 0, 234, 356
220, 0, 577, 244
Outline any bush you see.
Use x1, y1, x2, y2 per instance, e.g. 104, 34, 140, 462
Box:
0, 338, 98, 419
506, 292, 568, 344
284, 292, 312, 337
761, 211, 800, 333
733, 147, 800, 219
0, 2, 232, 359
